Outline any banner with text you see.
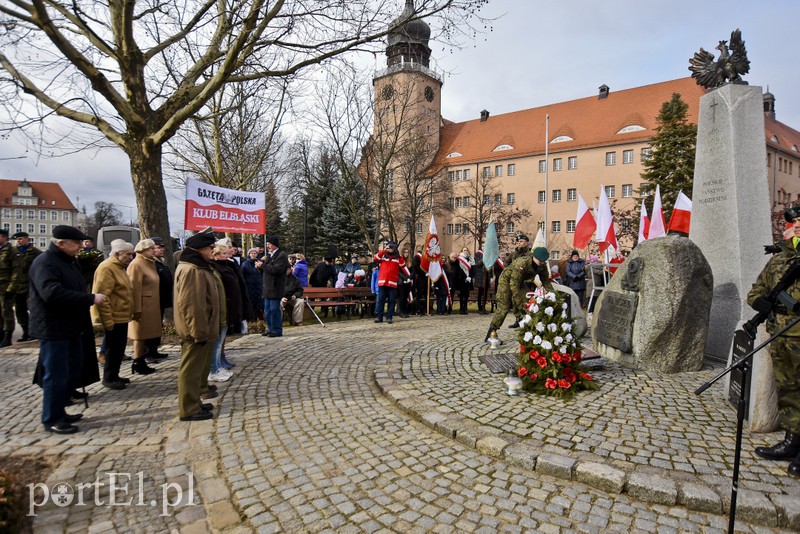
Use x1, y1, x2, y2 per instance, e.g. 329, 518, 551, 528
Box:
184, 178, 266, 234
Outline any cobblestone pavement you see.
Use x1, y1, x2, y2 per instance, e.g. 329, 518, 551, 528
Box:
1, 314, 798, 533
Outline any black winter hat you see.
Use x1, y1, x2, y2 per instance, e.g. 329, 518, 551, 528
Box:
52, 225, 89, 241
785, 206, 800, 223
186, 229, 216, 249
265, 235, 280, 247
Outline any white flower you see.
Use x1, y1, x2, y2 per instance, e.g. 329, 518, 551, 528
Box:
561, 323, 572, 332
560, 345, 568, 353
561, 312, 567, 319
533, 335, 542, 345
562, 303, 568, 310
536, 321, 545, 332
520, 315, 532, 326
544, 306, 554, 316
541, 340, 553, 350
566, 333, 573, 342
532, 305, 539, 313
523, 331, 533, 342
547, 323, 558, 333
546, 292, 557, 301
554, 336, 563, 345
536, 296, 544, 305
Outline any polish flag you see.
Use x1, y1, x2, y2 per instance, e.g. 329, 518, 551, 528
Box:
638, 199, 650, 244
668, 190, 692, 234
648, 185, 667, 239
596, 185, 618, 253
573, 193, 596, 249
420, 215, 443, 281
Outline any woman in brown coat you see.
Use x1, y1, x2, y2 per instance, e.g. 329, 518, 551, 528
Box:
127, 239, 161, 375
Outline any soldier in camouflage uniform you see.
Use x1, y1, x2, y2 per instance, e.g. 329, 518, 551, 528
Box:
747, 206, 800, 478
77, 238, 105, 291
485, 247, 553, 344
0, 229, 15, 347
505, 234, 532, 328
6, 232, 42, 342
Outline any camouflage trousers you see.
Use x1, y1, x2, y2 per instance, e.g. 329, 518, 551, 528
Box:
2, 292, 27, 332
771, 335, 800, 433
489, 278, 522, 331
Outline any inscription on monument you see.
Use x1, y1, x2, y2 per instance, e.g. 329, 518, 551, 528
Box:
595, 291, 638, 352
697, 177, 728, 205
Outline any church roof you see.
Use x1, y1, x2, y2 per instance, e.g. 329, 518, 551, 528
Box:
434, 77, 707, 168
0, 179, 77, 210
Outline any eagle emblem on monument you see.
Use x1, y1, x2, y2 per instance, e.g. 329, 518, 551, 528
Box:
688, 28, 750, 89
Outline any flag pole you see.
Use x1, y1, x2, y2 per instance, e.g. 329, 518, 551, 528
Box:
544, 113, 549, 247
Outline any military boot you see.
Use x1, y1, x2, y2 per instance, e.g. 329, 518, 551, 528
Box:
755, 431, 800, 461
789, 451, 800, 478
0, 330, 11, 348
18, 330, 33, 342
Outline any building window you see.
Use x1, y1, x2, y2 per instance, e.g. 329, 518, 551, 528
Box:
567, 220, 576, 233
506, 222, 515, 235
455, 224, 462, 234
39, 238, 46, 248
454, 170, 461, 181
39, 211, 46, 220
539, 160, 547, 173
494, 194, 502, 206
553, 158, 562, 171
448, 171, 455, 181
415, 223, 423, 235
463, 223, 470, 235
15, 209, 22, 219
605, 185, 615, 198
552, 221, 561, 233
448, 197, 454, 209
1, 223, 8, 231
641, 147, 652, 161
623, 149, 634, 164
483, 195, 490, 205
605, 152, 616, 166
464, 169, 470, 180
51, 210, 58, 220
537, 221, 545, 231
447, 224, 453, 235
463, 196, 471, 207
536, 191, 545, 203
508, 164, 516, 176
568, 156, 577, 170
567, 188, 577, 201
507, 193, 515, 205
39, 224, 47, 234
482, 166, 490, 178
553, 189, 562, 202
15, 223, 22, 233
456, 197, 462, 208
27, 209, 34, 219
622, 184, 633, 197
27, 223, 34, 233
551, 251, 560, 260
1, 209, 8, 219
495, 165, 503, 177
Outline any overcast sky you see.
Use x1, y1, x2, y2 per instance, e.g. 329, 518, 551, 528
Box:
1, 0, 797, 236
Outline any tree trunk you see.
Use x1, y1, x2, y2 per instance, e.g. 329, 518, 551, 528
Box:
128, 142, 174, 268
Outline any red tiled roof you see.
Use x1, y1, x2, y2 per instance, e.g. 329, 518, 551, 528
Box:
434, 77, 708, 168
0, 179, 77, 210
766, 117, 800, 154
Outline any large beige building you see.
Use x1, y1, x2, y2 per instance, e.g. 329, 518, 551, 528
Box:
374, 3, 800, 260
0, 179, 79, 249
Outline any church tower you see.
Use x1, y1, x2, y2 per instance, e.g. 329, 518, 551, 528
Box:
372, 0, 442, 153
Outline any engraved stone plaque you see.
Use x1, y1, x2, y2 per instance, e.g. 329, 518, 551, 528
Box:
594, 291, 638, 352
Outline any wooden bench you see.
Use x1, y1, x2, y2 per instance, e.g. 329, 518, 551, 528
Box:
303, 286, 375, 319
468, 287, 497, 310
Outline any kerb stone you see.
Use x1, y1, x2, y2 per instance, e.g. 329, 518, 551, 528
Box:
678, 482, 721, 514
574, 462, 626, 494
535, 453, 575, 480
626, 472, 677, 505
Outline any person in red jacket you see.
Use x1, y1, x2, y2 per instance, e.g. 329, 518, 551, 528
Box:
373, 241, 409, 324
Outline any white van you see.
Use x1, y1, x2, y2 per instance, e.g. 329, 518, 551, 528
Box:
96, 226, 141, 257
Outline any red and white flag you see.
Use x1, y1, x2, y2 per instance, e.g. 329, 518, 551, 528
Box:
668, 190, 692, 234
573, 193, 596, 249
648, 185, 667, 239
638, 199, 650, 243
596, 185, 618, 253
420, 215, 443, 282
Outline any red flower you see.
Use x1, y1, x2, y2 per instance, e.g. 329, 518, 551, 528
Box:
537, 357, 547, 368
545, 378, 557, 389
529, 349, 540, 359
518, 367, 528, 377
562, 354, 572, 364
573, 351, 583, 362
580, 373, 593, 381
558, 379, 571, 389
552, 353, 562, 363
520, 344, 526, 353
530, 373, 538, 381
566, 373, 577, 383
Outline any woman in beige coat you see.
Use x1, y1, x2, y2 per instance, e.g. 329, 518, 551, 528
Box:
128, 239, 161, 375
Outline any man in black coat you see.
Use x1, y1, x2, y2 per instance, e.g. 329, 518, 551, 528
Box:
261, 235, 289, 338
30, 226, 107, 434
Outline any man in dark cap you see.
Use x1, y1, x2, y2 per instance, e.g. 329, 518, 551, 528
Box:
143, 237, 173, 361
7, 231, 42, 342
29, 225, 107, 433
747, 206, 800, 478
0, 229, 14, 347
174, 228, 223, 421
261, 235, 289, 337
485, 247, 552, 344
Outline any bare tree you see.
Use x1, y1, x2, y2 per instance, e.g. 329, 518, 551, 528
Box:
85, 201, 123, 240
0, 0, 490, 256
